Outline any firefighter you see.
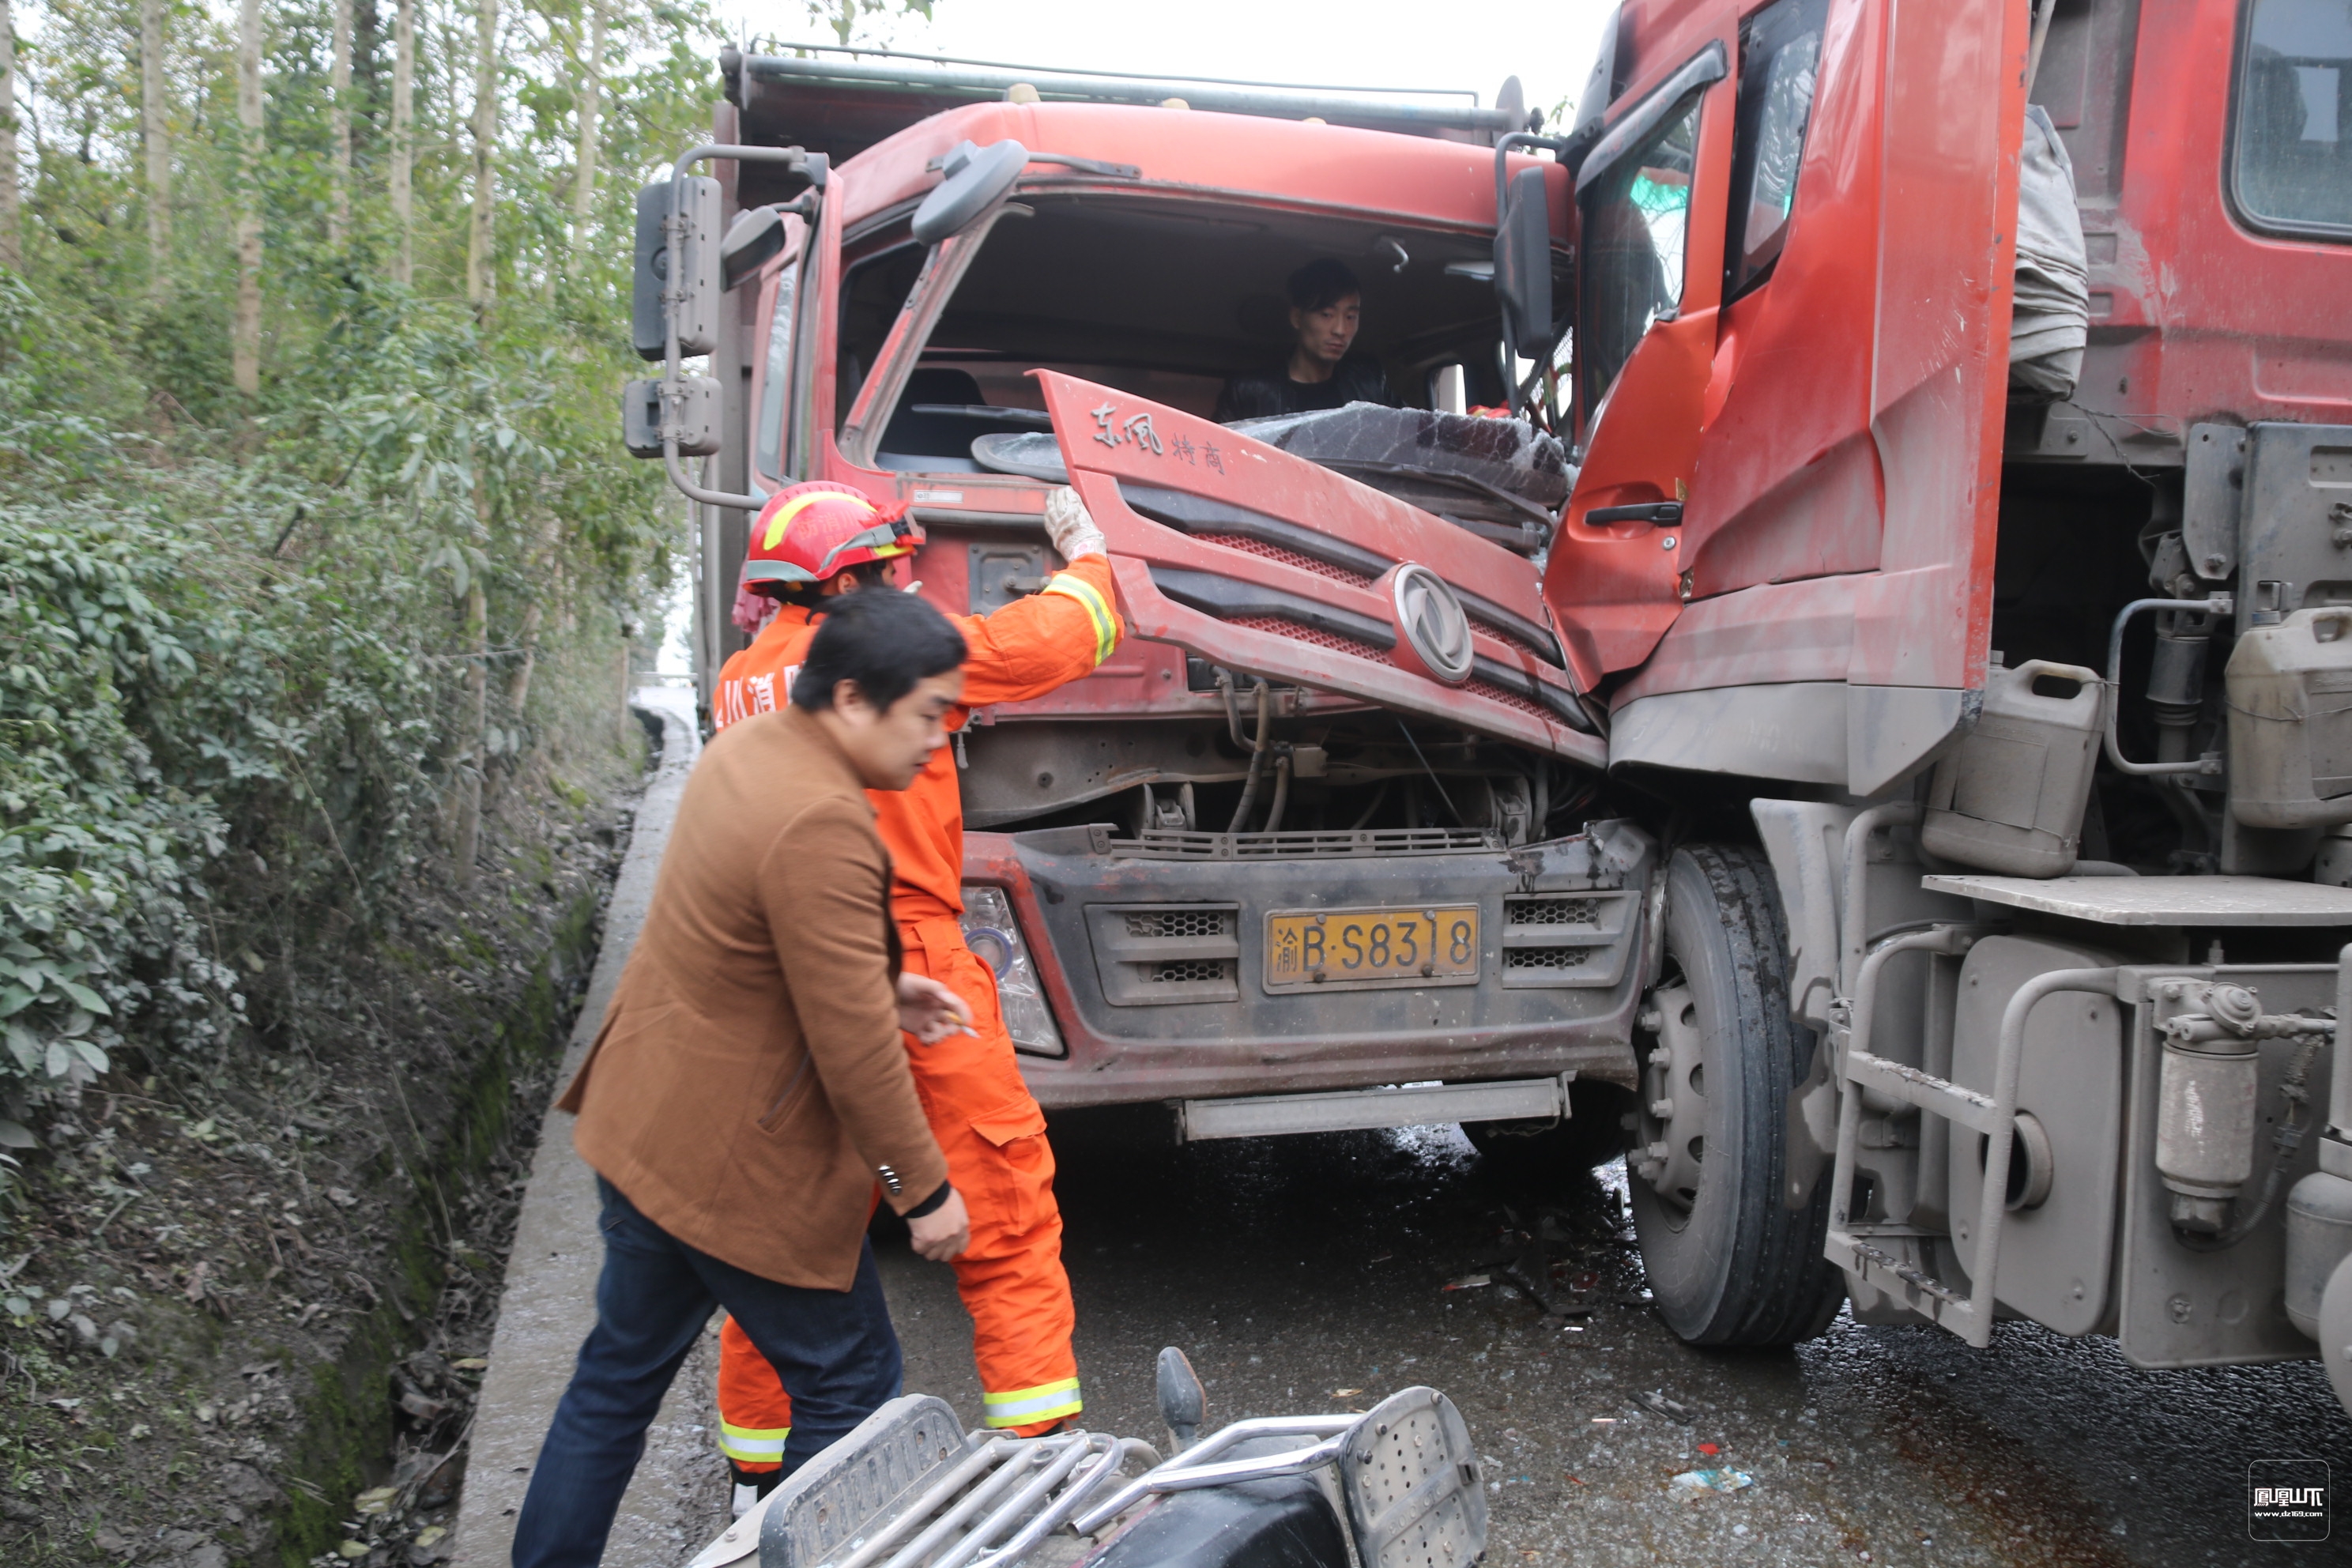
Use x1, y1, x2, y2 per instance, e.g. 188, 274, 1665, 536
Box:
708, 480, 1121, 1513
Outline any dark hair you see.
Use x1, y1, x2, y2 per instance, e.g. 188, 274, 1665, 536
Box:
1287, 258, 1363, 313
791, 587, 967, 713
756, 560, 888, 607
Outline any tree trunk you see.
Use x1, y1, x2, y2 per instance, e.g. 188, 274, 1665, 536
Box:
0, 0, 22, 271
465, 0, 497, 307
329, 0, 351, 247
232, 0, 264, 398
569, 0, 604, 251
502, 507, 560, 737
390, 0, 413, 285
140, 0, 169, 296
451, 579, 488, 885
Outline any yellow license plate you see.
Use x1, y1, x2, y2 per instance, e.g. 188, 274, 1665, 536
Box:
1264, 905, 1479, 992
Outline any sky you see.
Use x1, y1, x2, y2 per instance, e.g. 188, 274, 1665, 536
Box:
736, 0, 1619, 126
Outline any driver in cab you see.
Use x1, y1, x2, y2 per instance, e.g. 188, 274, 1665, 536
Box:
1214, 258, 1396, 421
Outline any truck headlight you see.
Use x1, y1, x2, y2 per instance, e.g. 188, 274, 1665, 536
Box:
960, 886, 1065, 1058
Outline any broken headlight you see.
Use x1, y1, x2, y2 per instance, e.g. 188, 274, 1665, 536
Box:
960, 886, 1065, 1058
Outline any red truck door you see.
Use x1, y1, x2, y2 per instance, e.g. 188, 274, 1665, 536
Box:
1547, 0, 2028, 795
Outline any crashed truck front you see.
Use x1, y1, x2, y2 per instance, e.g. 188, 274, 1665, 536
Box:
629, 90, 1653, 1131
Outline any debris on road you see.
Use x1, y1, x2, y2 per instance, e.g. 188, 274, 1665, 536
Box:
1444, 1272, 1492, 1291
1669, 1468, 1755, 1495
1639, 1390, 1695, 1423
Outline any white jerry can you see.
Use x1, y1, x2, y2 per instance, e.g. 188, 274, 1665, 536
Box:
2226, 606, 2352, 830
1920, 658, 2105, 878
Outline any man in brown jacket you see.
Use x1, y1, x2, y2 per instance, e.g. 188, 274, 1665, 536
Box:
512, 590, 978, 1568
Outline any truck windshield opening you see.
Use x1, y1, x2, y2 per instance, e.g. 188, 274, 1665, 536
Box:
850, 194, 1518, 473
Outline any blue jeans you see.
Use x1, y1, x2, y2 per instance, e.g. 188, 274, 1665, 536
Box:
510, 1178, 903, 1568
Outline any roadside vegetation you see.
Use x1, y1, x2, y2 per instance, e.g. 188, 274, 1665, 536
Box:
0, 0, 852, 1558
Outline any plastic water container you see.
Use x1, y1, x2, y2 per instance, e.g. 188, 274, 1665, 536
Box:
1921, 658, 2104, 878
2226, 607, 2352, 829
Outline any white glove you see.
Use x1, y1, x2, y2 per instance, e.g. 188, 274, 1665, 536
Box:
1042, 486, 1107, 563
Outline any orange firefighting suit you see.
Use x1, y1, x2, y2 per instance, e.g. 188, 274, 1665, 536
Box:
707, 558, 1121, 1464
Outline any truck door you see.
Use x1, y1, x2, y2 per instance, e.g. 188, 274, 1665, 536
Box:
1546, 0, 2029, 796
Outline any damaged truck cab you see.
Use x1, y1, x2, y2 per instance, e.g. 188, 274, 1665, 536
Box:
631, 60, 1653, 1134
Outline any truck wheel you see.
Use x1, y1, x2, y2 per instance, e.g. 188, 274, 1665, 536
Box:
1628, 843, 1845, 1347
1464, 1081, 1635, 1178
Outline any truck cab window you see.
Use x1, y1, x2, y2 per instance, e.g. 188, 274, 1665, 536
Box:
1725, 0, 1827, 298
754, 258, 797, 481
2233, 0, 2352, 236
836, 236, 927, 421
1577, 89, 1703, 425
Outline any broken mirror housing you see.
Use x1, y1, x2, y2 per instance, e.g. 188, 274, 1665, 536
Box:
718, 205, 789, 290
913, 138, 1028, 245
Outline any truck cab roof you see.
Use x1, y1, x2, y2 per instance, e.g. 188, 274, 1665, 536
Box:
745, 98, 1566, 239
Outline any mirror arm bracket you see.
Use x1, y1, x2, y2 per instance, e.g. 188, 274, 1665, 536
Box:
1491, 132, 1573, 221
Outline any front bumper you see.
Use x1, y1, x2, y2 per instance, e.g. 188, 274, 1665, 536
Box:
965, 821, 1655, 1109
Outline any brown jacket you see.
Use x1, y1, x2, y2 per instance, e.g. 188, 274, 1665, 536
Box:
556, 703, 948, 1290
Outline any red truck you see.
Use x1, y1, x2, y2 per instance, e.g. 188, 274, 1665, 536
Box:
631, 0, 2352, 1425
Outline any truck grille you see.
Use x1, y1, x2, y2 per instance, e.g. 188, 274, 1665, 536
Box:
1085, 903, 1241, 1005
1228, 614, 1393, 664
1504, 944, 1600, 974
1126, 908, 1230, 939
1506, 897, 1602, 926
1196, 533, 1376, 587
1110, 828, 1499, 861
1500, 892, 1635, 989
1464, 677, 1551, 722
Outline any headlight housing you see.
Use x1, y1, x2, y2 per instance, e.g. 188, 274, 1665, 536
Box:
960, 886, 1065, 1058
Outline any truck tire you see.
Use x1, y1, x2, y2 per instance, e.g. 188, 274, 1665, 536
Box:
1628, 843, 1845, 1347
1463, 1080, 1635, 1178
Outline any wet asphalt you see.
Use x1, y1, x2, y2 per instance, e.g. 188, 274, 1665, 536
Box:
873, 1110, 2352, 1568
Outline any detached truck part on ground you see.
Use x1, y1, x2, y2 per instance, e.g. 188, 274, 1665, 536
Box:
627, 0, 2352, 1424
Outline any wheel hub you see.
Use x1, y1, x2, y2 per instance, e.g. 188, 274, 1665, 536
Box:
1634, 981, 1706, 1209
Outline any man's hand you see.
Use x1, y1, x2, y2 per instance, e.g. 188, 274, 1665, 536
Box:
897, 971, 976, 1044
907, 1187, 971, 1261
1043, 486, 1107, 563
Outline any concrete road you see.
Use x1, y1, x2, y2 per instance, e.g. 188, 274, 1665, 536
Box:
880, 1110, 2352, 1568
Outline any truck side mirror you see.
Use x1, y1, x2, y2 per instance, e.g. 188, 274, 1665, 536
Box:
912, 139, 1027, 245
719, 205, 787, 291
620, 375, 722, 458
1493, 165, 1554, 358
632, 175, 720, 360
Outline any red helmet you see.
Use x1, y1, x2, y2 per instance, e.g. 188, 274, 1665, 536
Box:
740, 481, 922, 594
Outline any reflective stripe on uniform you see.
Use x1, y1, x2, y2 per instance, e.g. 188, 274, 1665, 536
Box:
1041, 574, 1115, 667
717, 1420, 790, 1463
981, 1378, 1083, 1428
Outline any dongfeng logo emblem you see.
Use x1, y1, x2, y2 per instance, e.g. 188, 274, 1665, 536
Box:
1392, 564, 1474, 685
2249, 1460, 2330, 1542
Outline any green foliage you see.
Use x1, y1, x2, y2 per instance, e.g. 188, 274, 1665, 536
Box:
0, 0, 729, 1118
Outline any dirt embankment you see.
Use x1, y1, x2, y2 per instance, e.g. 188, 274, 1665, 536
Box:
0, 734, 654, 1568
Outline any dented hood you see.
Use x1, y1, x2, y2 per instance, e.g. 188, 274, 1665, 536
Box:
1034, 371, 1601, 766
